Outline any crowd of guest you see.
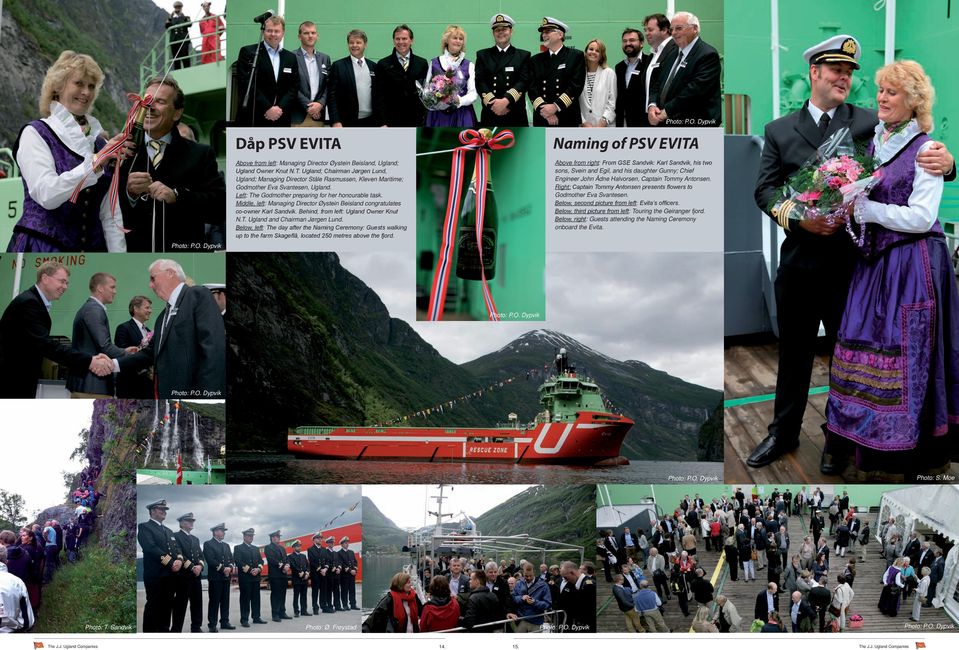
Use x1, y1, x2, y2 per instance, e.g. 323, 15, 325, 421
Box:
0, 464, 101, 632
602, 488, 951, 634
364, 555, 595, 633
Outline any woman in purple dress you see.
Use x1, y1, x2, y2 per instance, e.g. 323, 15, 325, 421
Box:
825, 60, 959, 480
423, 25, 477, 128
8, 51, 129, 252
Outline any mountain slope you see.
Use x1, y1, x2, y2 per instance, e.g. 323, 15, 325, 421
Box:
227, 253, 720, 460
475, 485, 597, 553
361, 496, 409, 555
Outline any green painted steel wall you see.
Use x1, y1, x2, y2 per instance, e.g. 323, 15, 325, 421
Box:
227, 0, 724, 79
416, 128, 547, 320
0, 253, 225, 341
597, 484, 895, 511
726, 0, 958, 214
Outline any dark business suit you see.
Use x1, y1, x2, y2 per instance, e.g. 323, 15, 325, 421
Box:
528, 45, 586, 127
755, 102, 877, 441
0, 286, 91, 398
648, 37, 721, 126
65, 297, 127, 395
292, 48, 332, 125
640, 39, 679, 128
614, 53, 650, 127
114, 318, 153, 398
475, 44, 531, 127
327, 56, 381, 126
119, 129, 225, 252
236, 42, 299, 126
754, 589, 779, 622
137, 519, 182, 632
203, 537, 234, 628
374, 49, 428, 127
172, 530, 205, 633
307, 544, 327, 613
118, 284, 225, 399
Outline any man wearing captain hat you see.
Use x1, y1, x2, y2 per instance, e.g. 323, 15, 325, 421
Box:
475, 13, 532, 127
528, 16, 586, 126
203, 522, 235, 632
337, 535, 360, 611
308, 532, 327, 614
288, 539, 312, 617
321, 535, 342, 612
748, 34, 955, 471
233, 527, 267, 627
172, 512, 205, 633
265, 530, 293, 622
137, 499, 183, 632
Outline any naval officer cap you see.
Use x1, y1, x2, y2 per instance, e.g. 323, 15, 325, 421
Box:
269, 530, 282, 538
490, 14, 514, 29
292, 539, 302, 548
312, 532, 323, 540
177, 512, 196, 522
146, 499, 170, 511
242, 527, 255, 535
325, 535, 335, 543
803, 34, 861, 70
538, 17, 569, 33
211, 523, 227, 532
340, 536, 350, 544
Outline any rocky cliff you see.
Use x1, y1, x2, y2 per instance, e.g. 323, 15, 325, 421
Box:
0, 0, 167, 147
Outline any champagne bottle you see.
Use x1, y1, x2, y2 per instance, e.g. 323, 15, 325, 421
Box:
455, 172, 497, 280
129, 104, 147, 156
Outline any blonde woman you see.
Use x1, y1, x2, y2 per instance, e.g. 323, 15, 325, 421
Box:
9, 51, 129, 252
578, 39, 616, 127
826, 60, 958, 479
424, 25, 477, 127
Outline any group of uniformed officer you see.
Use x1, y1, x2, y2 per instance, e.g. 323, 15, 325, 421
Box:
137, 501, 359, 633
476, 14, 586, 128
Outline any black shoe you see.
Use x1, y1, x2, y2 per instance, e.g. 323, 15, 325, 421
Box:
272, 617, 281, 622
241, 622, 250, 628
280, 614, 293, 620
191, 628, 203, 633
220, 623, 236, 630
323, 608, 334, 613
746, 434, 799, 467
294, 612, 300, 617
351, 606, 360, 610
302, 612, 313, 617
313, 609, 320, 615
208, 627, 218, 633
253, 619, 268, 625
820, 450, 841, 475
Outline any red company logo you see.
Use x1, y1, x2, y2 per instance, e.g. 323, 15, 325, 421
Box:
34, 643, 45, 649
916, 643, 927, 649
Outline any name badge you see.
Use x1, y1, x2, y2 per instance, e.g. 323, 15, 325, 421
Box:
321, 63, 326, 69
369, 71, 376, 77
282, 67, 292, 73
506, 66, 514, 72
631, 70, 641, 76
558, 63, 566, 69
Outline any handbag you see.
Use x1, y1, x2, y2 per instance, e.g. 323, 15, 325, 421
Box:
751, 549, 758, 561
828, 604, 841, 616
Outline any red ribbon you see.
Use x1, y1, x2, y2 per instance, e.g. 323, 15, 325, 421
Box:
427, 129, 515, 321
69, 92, 154, 231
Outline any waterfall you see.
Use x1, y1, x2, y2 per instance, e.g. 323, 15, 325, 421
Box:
171, 402, 180, 468
144, 399, 159, 467
191, 411, 205, 469
159, 400, 172, 467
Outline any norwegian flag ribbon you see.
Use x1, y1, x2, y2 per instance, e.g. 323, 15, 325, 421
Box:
68, 92, 154, 230
176, 451, 183, 485
427, 128, 515, 321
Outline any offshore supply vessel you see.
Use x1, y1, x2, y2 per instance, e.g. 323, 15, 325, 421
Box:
287, 349, 633, 465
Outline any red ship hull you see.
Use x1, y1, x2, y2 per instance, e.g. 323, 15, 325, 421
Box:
287, 411, 632, 465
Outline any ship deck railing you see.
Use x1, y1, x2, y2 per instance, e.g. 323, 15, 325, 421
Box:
139, 13, 226, 90
430, 534, 584, 565
0, 148, 17, 179
431, 609, 570, 633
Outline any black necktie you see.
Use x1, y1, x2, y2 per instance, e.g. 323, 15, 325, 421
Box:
819, 112, 831, 137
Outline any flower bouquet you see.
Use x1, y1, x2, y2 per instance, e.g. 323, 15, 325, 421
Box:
417, 67, 460, 111
769, 127, 878, 234
848, 613, 864, 629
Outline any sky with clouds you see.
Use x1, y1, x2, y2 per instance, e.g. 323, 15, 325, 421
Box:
338, 252, 723, 389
